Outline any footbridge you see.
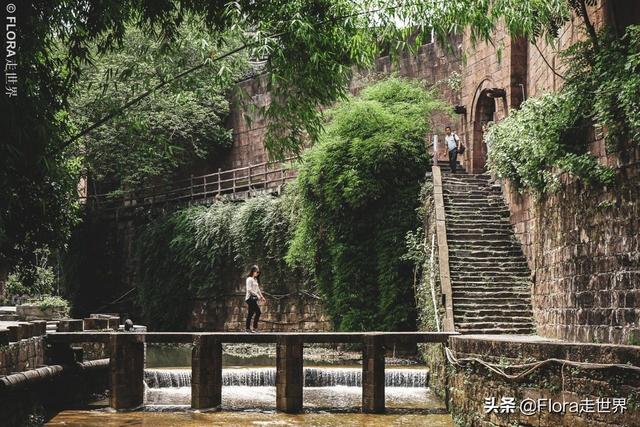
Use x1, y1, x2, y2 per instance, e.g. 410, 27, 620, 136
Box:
46, 331, 457, 413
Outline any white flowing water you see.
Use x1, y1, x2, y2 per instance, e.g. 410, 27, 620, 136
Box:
144, 367, 429, 388
142, 366, 437, 411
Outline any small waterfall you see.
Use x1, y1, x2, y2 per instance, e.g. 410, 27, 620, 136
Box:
144, 367, 428, 388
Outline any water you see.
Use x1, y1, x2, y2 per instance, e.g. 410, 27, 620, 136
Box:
144, 367, 429, 388
47, 410, 455, 426
47, 345, 453, 425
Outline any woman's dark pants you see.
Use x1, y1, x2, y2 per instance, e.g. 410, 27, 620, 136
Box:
246, 298, 261, 330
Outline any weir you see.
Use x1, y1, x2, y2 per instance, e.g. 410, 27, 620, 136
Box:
46, 331, 455, 414
144, 367, 429, 388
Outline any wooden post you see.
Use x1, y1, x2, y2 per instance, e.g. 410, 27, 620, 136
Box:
248, 164, 252, 192
362, 334, 385, 413
276, 335, 303, 413
109, 334, 145, 410
217, 168, 222, 196
232, 169, 236, 196
191, 335, 223, 410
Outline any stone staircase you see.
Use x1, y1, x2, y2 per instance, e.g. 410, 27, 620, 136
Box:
439, 161, 535, 335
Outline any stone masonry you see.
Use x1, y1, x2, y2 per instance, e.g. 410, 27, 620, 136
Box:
447, 335, 640, 427
440, 160, 535, 334
190, 293, 332, 332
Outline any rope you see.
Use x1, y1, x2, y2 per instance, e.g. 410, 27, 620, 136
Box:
92, 287, 137, 313
444, 347, 640, 381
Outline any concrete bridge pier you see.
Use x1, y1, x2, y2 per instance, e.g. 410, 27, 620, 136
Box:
191, 335, 223, 409
109, 333, 145, 410
276, 335, 304, 413
362, 334, 385, 413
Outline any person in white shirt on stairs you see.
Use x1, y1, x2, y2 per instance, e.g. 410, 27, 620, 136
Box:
445, 126, 461, 173
245, 265, 266, 333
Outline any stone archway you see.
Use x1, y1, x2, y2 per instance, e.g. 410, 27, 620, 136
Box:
471, 89, 497, 173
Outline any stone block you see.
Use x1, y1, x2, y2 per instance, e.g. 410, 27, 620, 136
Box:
362, 334, 385, 413
191, 335, 222, 409
109, 334, 145, 410
276, 335, 303, 413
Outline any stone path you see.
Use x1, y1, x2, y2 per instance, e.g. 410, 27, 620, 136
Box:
440, 161, 535, 335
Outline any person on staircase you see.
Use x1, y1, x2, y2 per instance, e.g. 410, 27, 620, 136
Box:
445, 126, 461, 173
245, 265, 266, 333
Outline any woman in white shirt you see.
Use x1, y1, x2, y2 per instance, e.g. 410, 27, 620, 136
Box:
245, 265, 265, 333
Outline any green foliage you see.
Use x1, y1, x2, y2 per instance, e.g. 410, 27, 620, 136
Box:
70, 24, 246, 191
32, 295, 70, 316
287, 78, 443, 331
487, 24, 640, 194
486, 92, 614, 193
564, 24, 640, 148
4, 249, 57, 298
136, 195, 304, 330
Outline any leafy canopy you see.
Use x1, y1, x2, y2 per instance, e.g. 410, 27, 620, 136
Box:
69, 23, 248, 192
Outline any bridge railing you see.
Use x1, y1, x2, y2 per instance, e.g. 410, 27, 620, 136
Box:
82, 157, 298, 211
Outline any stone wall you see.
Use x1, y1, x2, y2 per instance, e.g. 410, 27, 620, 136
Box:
447, 335, 640, 427
189, 293, 332, 332
502, 141, 640, 344
0, 336, 44, 376
223, 36, 462, 170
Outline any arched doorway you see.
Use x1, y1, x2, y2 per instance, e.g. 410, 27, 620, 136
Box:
472, 89, 496, 172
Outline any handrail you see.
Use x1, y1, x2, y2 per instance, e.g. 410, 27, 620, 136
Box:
82, 156, 298, 210
431, 165, 455, 332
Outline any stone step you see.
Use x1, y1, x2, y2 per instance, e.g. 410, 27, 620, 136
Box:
454, 299, 532, 317
445, 212, 510, 219
448, 241, 521, 248
448, 240, 519, 247
452, 276, 531, 284
455, 320, 536, 330
454, 298, 533, 308
447, 235, 518, 243
449, 254, 524, 262
0, 314, 19, 321
452, 288, 531, 296
455, 315, 534, 324
449, 252, 528, 262
446, 222, 513, 230
449, 260, 529, 268
456, 325, 535, 335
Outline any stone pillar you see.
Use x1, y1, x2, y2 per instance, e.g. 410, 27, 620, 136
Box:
191, 335, 223, 410
362, 334, 385, 413
276, 335, 303, 413
109, 333, 145, 410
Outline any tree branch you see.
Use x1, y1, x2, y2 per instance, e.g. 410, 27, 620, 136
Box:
577, 0, 599, 51
63, 42, 252, 148
533, 41, 565, 80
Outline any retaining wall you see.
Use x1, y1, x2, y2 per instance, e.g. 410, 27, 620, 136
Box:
446, 335, 640, 427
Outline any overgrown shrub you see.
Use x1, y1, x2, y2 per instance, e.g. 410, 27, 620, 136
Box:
136, 195, 305, 330
486, 92, 614, 193
287, 77, 445, 331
